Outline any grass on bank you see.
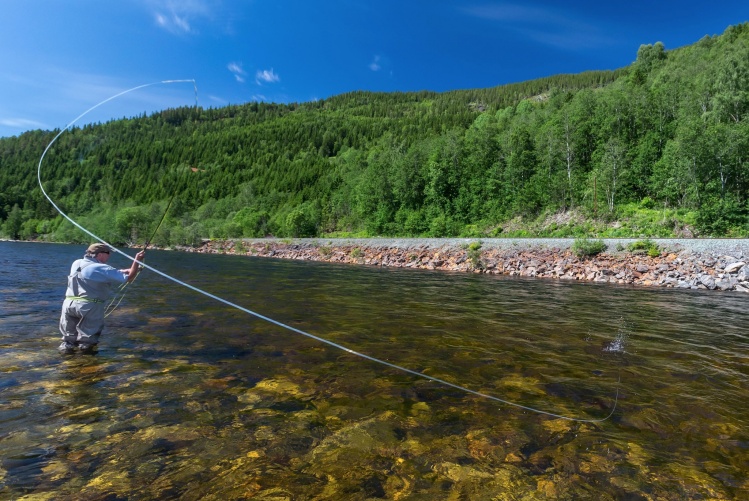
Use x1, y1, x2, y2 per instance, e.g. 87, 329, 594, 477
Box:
3, 200, 743, 244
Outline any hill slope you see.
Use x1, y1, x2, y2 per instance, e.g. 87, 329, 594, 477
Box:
1, 23, 747, 244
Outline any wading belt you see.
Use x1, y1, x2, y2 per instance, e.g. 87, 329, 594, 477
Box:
65, 296, 104, 303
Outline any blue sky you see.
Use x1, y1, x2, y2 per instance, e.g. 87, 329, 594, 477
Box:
1, 1, 747, 138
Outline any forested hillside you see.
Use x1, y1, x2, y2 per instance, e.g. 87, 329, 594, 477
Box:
1, 23, 748, 245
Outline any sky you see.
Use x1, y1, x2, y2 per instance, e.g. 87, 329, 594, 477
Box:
1, 1, 748, 138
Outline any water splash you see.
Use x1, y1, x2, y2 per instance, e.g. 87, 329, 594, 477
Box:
604, 317, 630, 353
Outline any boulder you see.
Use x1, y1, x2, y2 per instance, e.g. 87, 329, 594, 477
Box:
724, 261, 745, 274
699, 275, 717, 290
736, 266, 749, 282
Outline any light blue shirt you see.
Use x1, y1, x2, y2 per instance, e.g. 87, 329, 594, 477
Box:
65, 256, 127, 302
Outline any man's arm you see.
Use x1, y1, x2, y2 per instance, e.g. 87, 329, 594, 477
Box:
124, 250, 146, 282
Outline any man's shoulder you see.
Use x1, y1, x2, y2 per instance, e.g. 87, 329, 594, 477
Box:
70, 258, 87, 272
81, 262, 125, 282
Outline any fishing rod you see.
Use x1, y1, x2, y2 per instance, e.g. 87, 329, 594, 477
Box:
106, 165, 194, 316
39, 80, 619, 423
144, 191, 176, 250
104, 194, 172, 317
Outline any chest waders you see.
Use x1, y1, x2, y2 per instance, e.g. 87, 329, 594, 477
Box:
59, 261, 106, 353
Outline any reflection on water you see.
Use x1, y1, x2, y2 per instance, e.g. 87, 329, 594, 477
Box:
1, 241, 748, 499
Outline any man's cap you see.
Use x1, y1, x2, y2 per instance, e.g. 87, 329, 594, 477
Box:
87, 243, 111, 255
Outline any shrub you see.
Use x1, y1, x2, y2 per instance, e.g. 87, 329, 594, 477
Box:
695, 198, 746, 236
467, 241, 483, 268
285, 208, 316, 237
627, 238, 660, 257
571, 238, 607, 258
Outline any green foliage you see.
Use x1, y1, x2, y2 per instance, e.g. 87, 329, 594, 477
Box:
115, 205, 150, 243
695, 197, 748, 236
596, 202, 696, 238
467, 241, 483, 268
627, 239, 661, 257
285, 208, 316, 237
2, 23, 749, 242
571, 238, 607, 258
233, 207, 270, 237
2, 204, 24, 239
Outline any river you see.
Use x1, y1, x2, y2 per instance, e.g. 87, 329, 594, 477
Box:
0, 241, 747, 499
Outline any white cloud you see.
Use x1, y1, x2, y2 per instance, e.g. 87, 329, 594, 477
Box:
154, 11, 192, 34
146, 0, 215, 35
369, 55, 382, 72
228, 62, 246, 83
255, 69, 280, 85
172, 14, 191, 32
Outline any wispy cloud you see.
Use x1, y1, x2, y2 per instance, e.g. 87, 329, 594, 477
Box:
369, 55, 382, 72
208, 95, 228, 105
461, 3, 614, 50
146, 0, 214, 35
155, 12, 192, 33
0, 70, 128, 132
228, 62, 246, 83
0, 118, 47, 129
255, 69, 280, 85
0, 68, 196, 137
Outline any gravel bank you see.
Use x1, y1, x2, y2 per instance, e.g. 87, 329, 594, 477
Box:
186, 238, 749, 293
271, 238, 749, 256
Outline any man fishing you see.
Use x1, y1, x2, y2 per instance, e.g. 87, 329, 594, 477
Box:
58, 243, 145, 354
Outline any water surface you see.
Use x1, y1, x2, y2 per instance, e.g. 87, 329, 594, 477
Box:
0, 241, 747, 499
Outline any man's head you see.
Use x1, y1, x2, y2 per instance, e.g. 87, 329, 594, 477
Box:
86, 243, 111, 261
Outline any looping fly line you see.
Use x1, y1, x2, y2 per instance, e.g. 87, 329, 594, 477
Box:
38, 80, 619, 423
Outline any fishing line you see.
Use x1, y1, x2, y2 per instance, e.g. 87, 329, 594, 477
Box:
38, 80, 619, 423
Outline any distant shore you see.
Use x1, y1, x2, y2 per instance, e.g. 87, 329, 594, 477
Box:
182, 238, 749, 293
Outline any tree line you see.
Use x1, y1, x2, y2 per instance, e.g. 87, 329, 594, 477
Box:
1, 23, 748, 245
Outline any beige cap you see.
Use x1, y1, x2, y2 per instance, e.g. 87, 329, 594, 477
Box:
86, 243, 111, 255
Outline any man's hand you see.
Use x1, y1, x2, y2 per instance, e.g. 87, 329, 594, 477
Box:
126, 250, 146, 282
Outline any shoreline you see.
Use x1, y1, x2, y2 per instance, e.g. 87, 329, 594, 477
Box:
181, 238, 749, 293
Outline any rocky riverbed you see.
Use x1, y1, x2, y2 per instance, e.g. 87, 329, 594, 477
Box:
183, 238, 749, 293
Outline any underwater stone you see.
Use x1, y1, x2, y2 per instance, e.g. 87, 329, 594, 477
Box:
497, 375, 546, 396
82, 470, 132, 496
253, 377, 316, 399
409, 401, 430, 416
541, 418, 573, 435
433, 461, 494, 482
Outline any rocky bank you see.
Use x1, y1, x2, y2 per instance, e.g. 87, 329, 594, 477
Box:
183, 238, 749, 293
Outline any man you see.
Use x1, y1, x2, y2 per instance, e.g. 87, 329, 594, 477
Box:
59, 243, 145, 354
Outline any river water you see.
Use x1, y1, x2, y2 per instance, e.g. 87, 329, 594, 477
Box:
0, 241, 747, 500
